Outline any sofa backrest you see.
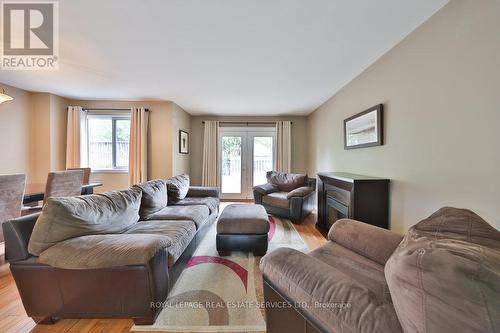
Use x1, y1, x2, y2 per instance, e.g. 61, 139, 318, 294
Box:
28, 187, 142, 256
266, 171, 308, 192
385, 207, 500, 333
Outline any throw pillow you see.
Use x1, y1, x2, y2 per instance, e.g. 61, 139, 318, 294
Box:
133, 179, 168, 220
166, 174, 190, 204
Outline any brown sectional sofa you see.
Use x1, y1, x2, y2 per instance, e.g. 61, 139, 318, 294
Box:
261, 207, 500, 333
2, 176, 219, 325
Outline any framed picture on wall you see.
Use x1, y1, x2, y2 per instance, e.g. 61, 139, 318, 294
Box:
179, 130, 189, 154
344, 104, 384, 149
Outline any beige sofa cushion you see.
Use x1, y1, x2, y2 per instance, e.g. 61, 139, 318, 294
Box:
174, 197, 219, 215
38, 233, 170, 269
125, 220, 196, 267
144, 205, 209, 229
133, 179, 167, 220
385, 207, 500, 333
28, 188, 142, 256
261, 247, 403, 333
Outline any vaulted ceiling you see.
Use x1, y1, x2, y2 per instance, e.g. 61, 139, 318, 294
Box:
0, 0, 448, 115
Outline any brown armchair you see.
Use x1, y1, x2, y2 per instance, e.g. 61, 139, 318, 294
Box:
253, 171, 316, 223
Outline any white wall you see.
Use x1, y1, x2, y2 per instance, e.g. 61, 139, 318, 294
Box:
0, 84, 32, 177
0, 84, 69, 185
307, 0, 500, 232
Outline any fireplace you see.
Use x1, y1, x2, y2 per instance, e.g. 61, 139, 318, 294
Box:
317, 172, 390, 231
326, 193, 349, 230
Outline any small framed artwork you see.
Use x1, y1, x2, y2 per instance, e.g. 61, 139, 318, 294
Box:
179, 130, 189, 154
344, 104, 384, 149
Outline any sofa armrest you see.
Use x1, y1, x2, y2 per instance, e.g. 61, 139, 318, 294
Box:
187, 186, 220, 198
328, 219, 403, 265
286, 186, 314, 199
261, 247, 403, 333
260, 248, 331, 294
2, 213, 40, 262
253, 183, 278, 195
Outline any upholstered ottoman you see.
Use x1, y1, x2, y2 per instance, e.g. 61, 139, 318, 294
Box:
216, 204, 269, 256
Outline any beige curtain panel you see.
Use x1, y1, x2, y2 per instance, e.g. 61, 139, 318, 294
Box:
202, 120, 220, 187
129, 107, 149, 186
65, 106, 86, 169
276, 120, 292, 173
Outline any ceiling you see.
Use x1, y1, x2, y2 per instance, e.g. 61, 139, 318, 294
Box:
0, 0, 448, 115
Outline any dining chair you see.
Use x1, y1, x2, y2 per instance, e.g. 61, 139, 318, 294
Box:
0, 174, 26, 242
44, 170, 84, 205
66, 167, 91, 184
22, 170, 85, 215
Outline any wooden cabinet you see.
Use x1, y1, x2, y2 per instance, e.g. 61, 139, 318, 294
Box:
317, 172, 390, 231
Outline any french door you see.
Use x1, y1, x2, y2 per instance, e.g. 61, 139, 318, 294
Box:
219, 127, 276, 199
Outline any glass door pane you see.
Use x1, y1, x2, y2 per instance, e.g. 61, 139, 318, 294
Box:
253, 136, 274, 186
221, 136, 242, 194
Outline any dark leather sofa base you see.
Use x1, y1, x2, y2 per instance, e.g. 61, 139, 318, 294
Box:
9, 212, 218, 326
11, 250, 168, 326
264, 278, 328, 333
216, 233, 268, 256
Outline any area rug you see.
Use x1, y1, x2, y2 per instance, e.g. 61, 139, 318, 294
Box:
132, 215, 309, 332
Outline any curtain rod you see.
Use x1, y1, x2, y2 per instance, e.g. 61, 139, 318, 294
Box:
201, 120, 292, 124
83, 108, 150, 112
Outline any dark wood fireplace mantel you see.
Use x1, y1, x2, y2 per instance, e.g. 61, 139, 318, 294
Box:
316, 172, 390, 231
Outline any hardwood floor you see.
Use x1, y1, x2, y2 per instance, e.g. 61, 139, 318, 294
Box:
0, 204, 326, 333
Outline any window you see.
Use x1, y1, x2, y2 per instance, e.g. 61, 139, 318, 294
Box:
86, 114, 131, 170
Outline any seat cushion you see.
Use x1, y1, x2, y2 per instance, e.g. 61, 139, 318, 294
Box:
28, 188, 142, 256
125, 220, 196, 267
261, 247, 402, 333
267, 171, 308, 192
166, 174, 190, 204
385, 207, 500, 333
38, 233, 170, 269
174, 197, 219, 215
217, 204, 269, 234
144, 205, 209, 229
133, 179, 167, 220
262, 191, 289, 209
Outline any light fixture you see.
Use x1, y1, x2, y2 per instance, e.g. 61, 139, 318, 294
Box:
0, 88, 14, 104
